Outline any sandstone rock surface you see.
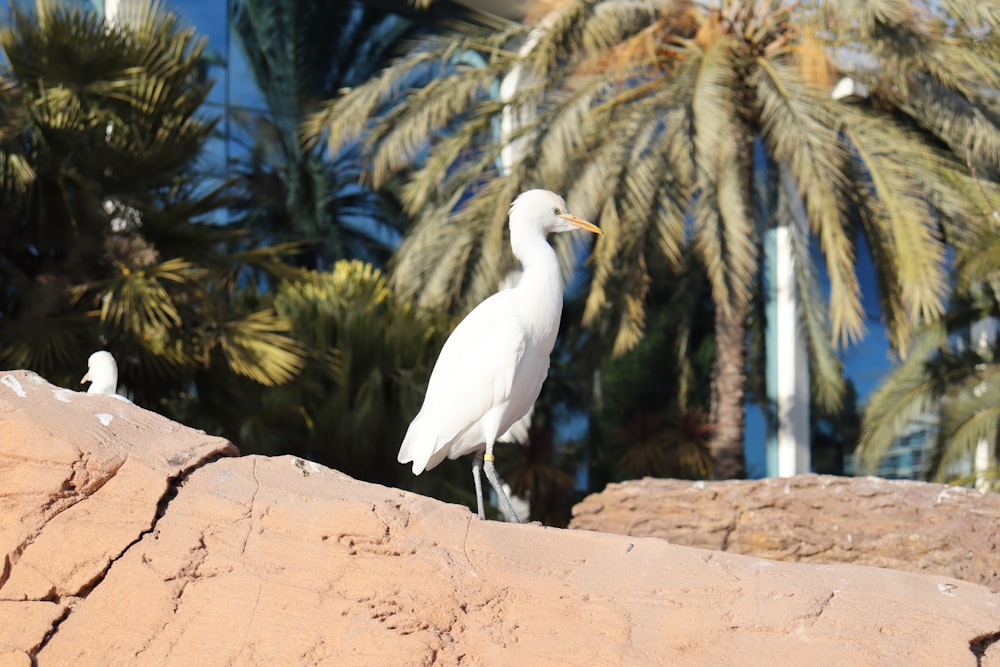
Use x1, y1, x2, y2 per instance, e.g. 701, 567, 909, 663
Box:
570, 475, 1000, 590
1, 370, 999, 666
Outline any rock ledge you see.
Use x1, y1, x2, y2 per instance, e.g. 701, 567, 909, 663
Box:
1, 371, 998, 666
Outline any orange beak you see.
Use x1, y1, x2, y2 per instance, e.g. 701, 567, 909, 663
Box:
558, 213, 602, 234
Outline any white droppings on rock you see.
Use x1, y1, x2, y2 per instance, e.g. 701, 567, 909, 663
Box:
95, 413, 113, 426
52, 388, 74, 403
937, 582, 957, 596
293, 458, 324, 476
1, 374, 26, 397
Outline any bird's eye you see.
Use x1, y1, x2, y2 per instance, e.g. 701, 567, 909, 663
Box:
553, 207, 561, 215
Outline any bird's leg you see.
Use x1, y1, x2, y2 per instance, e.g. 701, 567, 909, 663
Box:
482, 451, 521, 523
472, 454, 486, 520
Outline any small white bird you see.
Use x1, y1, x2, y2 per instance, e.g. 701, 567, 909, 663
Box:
81, 350, 130, 401
398, 189, 601, 522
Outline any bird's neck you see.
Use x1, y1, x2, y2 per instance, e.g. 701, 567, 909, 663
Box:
89, 378, 118, 395
511, 225, 560, 275
511, 230, 565, 338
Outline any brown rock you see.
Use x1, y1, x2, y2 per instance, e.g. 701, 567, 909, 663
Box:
0, 370, 236, 658
570, 475, 1000, 590
3, 371, 1000, 665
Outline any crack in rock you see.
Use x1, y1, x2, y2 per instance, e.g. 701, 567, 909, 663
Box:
2, 457, 125, 585
797, 591, 836, 629
0, 554, 10, 590
31, 603, 72, 665
240, 457, 261, 558
461, 516, 478, 573
28, 450, 234, 661
720, 508, 742, 551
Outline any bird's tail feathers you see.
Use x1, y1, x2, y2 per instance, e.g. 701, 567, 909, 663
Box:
398, 418, 430, 475
399, 415, 467, 475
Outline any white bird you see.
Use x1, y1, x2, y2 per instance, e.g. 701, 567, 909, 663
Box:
398, 189, 601, 522
81, 351, 131, 402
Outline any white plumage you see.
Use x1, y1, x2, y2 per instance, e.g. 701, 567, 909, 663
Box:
81, 351, 131, 402
398, 189, 601, 522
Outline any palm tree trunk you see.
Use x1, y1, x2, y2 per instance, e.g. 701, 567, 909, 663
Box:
710, 301, 748, 479
708, 115, 755, 480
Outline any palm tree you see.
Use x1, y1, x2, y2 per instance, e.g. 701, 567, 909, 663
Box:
305, 0, 1000, 478
228, 0, 421, 268
0, 75, 21, 138
858, 233, 1000, 486
176, 259, 456, 490
567, 267, 716, 484
0, 0, 304, 404
0, 76, 32, 195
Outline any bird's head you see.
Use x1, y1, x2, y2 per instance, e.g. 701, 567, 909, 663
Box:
81, 350, 118, 390
508, 189, 602, 237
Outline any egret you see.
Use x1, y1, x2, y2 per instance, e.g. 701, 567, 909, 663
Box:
398, 189, 601, 522
81, 351, 130, 401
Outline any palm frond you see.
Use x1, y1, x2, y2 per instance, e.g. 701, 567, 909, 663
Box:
931, 372, 1000, 481
840, 107, 949, 330
85, 258, 199, 338
692, 143, 757, 316
215, 309, 305, 386
303, 17, 518, 157
949, 467, 1000, 493
0, 149, 35, 193
958, 234, 1000, 290
782, 183, 846, 412
684, 36, 757, 316
365, 57, 511, 190
753, 55, 863, 346
855, 320, 950, 472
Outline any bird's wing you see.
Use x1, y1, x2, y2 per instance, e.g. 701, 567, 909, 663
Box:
398, 291, 527, 472
428, 292, 527, 410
